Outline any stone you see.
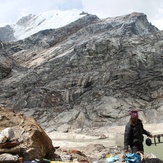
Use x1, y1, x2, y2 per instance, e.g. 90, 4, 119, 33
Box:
0, 106, 55, 161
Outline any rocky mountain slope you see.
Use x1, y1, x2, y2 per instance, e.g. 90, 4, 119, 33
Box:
0, 12, 162, 133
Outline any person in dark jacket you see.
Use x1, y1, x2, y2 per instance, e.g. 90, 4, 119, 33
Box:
124, 110, 152, 154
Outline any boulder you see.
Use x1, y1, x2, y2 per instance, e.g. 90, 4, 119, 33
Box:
0, 106, 55, 161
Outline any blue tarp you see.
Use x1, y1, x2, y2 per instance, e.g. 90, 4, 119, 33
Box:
106, 155, 119, 163
125, 153, 141, 163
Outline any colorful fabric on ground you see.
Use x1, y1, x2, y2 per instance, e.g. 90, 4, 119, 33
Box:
106, 155, 119, 162
125, 153, 141, 163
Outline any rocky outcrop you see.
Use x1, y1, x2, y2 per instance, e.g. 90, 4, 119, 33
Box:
16, 14, 35, 26
0, 53, 13, 79
0, 25, 15, 42
0, 12, 161, 133
0, 107, 55, 161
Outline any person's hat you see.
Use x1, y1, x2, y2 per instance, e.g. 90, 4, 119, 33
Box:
130, 110, 138, 119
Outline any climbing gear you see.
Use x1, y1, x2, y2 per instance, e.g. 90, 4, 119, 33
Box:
146, 134, 163, 146
146, 138, 152, 146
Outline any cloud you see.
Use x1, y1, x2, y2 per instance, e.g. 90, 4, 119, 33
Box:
82, 0, 163, 30
52, 0, 83, 10
0, 0, 83, 24
0, 0, 163, 29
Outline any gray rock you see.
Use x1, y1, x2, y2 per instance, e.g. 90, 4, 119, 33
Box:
0, 25, 15, 42
0, 12, 161, 133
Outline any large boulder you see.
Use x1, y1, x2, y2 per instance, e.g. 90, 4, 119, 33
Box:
0, 106, 55, 161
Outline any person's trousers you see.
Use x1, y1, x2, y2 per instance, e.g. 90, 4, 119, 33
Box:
130, 143, 144, 154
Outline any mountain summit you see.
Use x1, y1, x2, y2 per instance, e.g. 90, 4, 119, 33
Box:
0, 9, 88, 41
0, 10, 158, 42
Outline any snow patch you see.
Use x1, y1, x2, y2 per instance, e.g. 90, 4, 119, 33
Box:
11, 9, 85, 40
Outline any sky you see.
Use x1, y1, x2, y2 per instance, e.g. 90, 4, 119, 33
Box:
0, 0, 163, 30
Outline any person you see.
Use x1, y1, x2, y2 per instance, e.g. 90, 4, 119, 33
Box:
124, 110, 152, 154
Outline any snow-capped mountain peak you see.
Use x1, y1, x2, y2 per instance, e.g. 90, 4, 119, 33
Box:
11, 9, 86, 40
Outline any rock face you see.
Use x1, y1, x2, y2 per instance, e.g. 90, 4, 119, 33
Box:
0, 107, 55, 160
0, 25, 15, 41
0, 12, 162, 133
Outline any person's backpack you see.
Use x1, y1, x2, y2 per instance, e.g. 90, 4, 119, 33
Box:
125, 153, 141, 163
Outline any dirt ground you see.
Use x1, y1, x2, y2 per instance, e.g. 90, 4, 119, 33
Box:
47, 123, 163, 150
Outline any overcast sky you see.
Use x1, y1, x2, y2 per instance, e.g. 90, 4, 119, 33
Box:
0, 0, 163, 30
